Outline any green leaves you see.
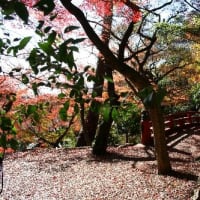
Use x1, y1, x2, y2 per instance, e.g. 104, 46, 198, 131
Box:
104, 75, 114, 83
101, 104, 111, 122
14, 2, 29, 24
38, 41, 54, 55
22, 74, 29, 84
0, 1, 29, 23
59, 101, 69, 121
18, 37, 31, 50
64, 26, 80, 33
0, 108, 18, 155
156, 22, 184, 44
111, 108, 119, 122
23, 105, 40, 123
37, 31, 57, 55
47, 31, 57, 44
138, 86, 166, 108
7, 36, 31, 56
0, 117, 12, 131
34, 0, 55, 15
27, 105, 37, 116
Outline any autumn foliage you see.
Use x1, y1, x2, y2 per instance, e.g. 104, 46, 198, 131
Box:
81, 0, 141, 23
22, 0, 141, 23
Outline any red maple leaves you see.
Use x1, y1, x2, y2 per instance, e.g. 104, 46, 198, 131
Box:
21, 0, 142, 23
82, 0, 141, 23
132, 9, 141, 23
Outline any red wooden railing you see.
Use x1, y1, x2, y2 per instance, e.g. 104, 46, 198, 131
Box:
141, 111, 200, 145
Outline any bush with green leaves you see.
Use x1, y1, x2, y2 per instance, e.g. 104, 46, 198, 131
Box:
0, 93, 18, 157
189, 83, 200, 111
162, 103, 191, 115
13, 99, 78, 149
110, 103, 141, 145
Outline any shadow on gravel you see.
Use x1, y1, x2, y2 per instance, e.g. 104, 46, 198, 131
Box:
89, 151, 155, 163
169, 148, 191, 156
168, 170, 199, 181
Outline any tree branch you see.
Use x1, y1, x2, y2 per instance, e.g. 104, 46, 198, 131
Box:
53, 114, 76, 147
118, 22, 134, 61
158, 63, 189, 81
183, 0, 200, 12
148, 0, 173, 12
60, 0, 149, 90
140, 33, 157, 70
123, 0, 140, 11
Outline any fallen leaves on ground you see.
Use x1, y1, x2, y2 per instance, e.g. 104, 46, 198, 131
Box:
1, 130, 200, 200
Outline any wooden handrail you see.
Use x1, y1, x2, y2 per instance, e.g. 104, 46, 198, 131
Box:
141, 111, 200, 145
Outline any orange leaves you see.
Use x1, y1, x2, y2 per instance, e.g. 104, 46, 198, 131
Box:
0, 147, 14, 154
0, 147, 4, 154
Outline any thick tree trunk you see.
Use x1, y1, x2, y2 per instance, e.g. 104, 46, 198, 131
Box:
92, 68, 119, 155
148, 103, 172, 175
76, 60, 105, 146
92, 117, 113, 155
76, 0, 113, 147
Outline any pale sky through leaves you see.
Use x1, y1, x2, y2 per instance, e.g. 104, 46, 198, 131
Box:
0, 0, 196, 94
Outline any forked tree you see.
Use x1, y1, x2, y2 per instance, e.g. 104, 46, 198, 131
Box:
58, 0, 171, 174
76, 0, 118, 154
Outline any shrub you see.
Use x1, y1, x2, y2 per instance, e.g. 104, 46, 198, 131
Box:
189, 83, 200, 111
109, 103, 141, 145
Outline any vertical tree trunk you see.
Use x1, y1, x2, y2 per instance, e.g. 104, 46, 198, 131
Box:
76, 0, 113, 147
148, 102, 172, 174
92, 67, 119, 155
76, 60, 105, 146
92, 115, 113, 155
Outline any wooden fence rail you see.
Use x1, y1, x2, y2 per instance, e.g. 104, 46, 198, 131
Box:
141, 111, 200, 145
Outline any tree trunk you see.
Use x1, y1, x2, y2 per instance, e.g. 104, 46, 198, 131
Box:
148, 102, 172, 175
76, 0, 113, 147
61, 0, 172, 175
92, 67, 119, 155
76, 62, 105, 146
92, 117, 112, 155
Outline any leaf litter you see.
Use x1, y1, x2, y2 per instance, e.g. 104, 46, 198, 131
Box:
0, 132, 200, 200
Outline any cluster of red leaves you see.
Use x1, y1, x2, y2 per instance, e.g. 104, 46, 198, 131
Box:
82, 0, 141, 23
21, 0, 142, 32
132, 9, 141, 23
21, 0, 39, 7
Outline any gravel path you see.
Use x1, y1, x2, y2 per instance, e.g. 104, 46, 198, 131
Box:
0, 130, 200, 200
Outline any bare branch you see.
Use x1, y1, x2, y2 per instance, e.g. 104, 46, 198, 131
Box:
183, 0, 200, 12
53, 114, 76, 147
140, 33, 157, 69
158, 63, 190, 81
148, 0, 173, 12
118, 22, 134, 61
